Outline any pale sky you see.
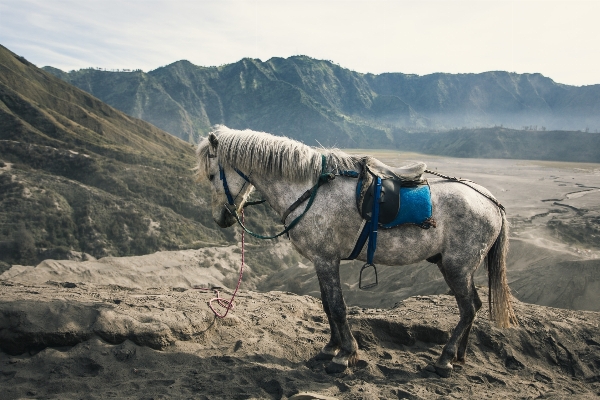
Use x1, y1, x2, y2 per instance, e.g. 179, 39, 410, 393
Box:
1, 0, 599, 86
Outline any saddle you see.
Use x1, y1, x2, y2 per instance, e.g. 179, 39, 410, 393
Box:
345, 157, 435, 289
357, 158, 428, 226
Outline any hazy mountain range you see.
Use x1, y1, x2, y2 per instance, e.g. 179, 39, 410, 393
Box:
44, 56, 600, 147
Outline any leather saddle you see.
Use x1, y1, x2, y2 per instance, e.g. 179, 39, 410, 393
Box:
357, 158, 427, 226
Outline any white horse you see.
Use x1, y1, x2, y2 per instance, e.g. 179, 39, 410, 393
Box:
196, 125, 517, 376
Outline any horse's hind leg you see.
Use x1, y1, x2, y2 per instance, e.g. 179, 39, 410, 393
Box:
434, 259, 480, 377
313, 257, 358, 373
455, 280, 482, 364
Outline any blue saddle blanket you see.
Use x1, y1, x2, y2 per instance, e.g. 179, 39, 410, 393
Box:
381, 184, 433, 228
345, 182, 433, 261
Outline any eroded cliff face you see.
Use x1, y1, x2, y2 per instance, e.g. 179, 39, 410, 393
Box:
1, 280, 598, 399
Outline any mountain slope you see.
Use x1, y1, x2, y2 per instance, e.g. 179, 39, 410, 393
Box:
44, 56, 600, 147
392, 127, 600, 162
0, 45, 281, 264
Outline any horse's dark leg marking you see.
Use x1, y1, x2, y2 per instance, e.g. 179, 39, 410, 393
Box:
434, 259, 479, 377
313, 257, 358, 373
314, 275, 341, 361
455, 280, 482, 363
427, 253, 442, 264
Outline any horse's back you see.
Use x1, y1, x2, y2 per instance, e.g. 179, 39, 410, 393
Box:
428, 178, 504, 261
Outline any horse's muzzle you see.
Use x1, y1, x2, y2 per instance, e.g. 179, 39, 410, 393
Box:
214, 205, 237, 228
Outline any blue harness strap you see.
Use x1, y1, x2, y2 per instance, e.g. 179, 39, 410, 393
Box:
220, 165, 253, 207
344, 176, 382, 263
344, 177, 382, 289
224, 155, 333, 240
219, 164, 235, 205
366, 177, 382, 266
346, 222, 370, 260
338, 170, 359, 178
234, 167, 251, 182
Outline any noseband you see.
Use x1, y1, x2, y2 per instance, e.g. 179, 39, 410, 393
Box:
219, 164, 251, 207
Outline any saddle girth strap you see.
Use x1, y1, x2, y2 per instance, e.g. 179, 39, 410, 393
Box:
344, 176, 383, 262
366, 177, 382, 266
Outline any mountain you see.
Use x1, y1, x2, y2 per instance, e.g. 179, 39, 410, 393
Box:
43, 56, 600, 147
0, 45, 279, 265
392, 126, 600, 162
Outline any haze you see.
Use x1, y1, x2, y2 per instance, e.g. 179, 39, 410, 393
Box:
1, 0, 599, 86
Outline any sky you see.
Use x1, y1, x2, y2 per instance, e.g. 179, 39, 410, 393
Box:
1, 0, 599, 86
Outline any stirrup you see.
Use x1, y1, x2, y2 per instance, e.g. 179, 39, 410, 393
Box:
359, 263, 378, 289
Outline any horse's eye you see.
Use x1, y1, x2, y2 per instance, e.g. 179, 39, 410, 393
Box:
209, 174, 215, 181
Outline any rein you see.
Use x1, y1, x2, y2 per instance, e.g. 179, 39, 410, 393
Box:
222, 154, 334, 240
196, 208, 246, 319
202, 154, 332, 318
424, 169, 505, 212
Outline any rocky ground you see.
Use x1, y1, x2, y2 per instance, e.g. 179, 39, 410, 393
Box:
2, 155, 600, 399
1, 281, 599, 399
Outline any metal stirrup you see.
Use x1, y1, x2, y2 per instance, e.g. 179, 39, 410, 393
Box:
359, 263, 378, 289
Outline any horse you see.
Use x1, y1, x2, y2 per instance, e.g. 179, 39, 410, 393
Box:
195, 125, 517, 377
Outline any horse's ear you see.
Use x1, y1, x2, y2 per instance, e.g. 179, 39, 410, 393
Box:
208, 133, 219, 148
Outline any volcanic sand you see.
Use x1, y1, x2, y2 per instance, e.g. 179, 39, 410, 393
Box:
1, 154, 600, 399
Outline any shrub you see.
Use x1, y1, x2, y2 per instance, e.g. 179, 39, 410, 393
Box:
13, 225, 36, 265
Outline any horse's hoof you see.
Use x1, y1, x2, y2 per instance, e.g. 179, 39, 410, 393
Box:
434, 364, 453, 378
315, 345, 339, 361
325, 360, 348, 374
453, 356, 466, 365
424, 364, 436, 373
314, 352, 335, 361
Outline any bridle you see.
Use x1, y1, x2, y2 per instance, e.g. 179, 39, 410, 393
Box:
209, 149, 256, 210
210, 152, 334, 240
218, 163, 253, 209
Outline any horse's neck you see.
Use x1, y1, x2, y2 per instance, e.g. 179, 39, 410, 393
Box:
251, 174, 314, 217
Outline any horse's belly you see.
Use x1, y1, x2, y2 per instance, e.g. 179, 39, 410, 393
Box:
355, 225, 441, 266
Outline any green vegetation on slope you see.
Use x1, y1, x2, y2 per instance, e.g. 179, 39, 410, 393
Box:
0, 45, 282, 265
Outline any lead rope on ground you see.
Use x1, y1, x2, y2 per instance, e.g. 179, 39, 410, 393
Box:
196, 209, 245, 318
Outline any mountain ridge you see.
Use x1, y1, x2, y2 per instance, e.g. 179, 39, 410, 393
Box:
44, 55, 600, 147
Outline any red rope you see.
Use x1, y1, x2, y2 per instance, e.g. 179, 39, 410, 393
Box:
196, 209, 245, 318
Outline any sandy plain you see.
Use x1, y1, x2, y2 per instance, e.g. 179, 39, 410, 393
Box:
1, 153, 600, 399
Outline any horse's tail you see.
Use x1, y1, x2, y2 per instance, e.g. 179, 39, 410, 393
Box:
487, 211, 518, 328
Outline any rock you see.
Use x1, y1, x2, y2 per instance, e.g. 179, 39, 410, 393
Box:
0, 282, 598, 398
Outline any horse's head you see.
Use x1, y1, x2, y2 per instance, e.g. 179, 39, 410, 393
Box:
196, 132, 254, 228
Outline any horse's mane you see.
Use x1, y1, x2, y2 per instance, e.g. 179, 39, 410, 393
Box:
196, 125, 361, 182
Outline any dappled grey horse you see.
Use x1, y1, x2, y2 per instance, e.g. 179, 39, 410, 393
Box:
196, 125, 517, 376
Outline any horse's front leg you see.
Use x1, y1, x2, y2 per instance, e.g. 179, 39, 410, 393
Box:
314, 277, 341, 361
313, 257, 358, 373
